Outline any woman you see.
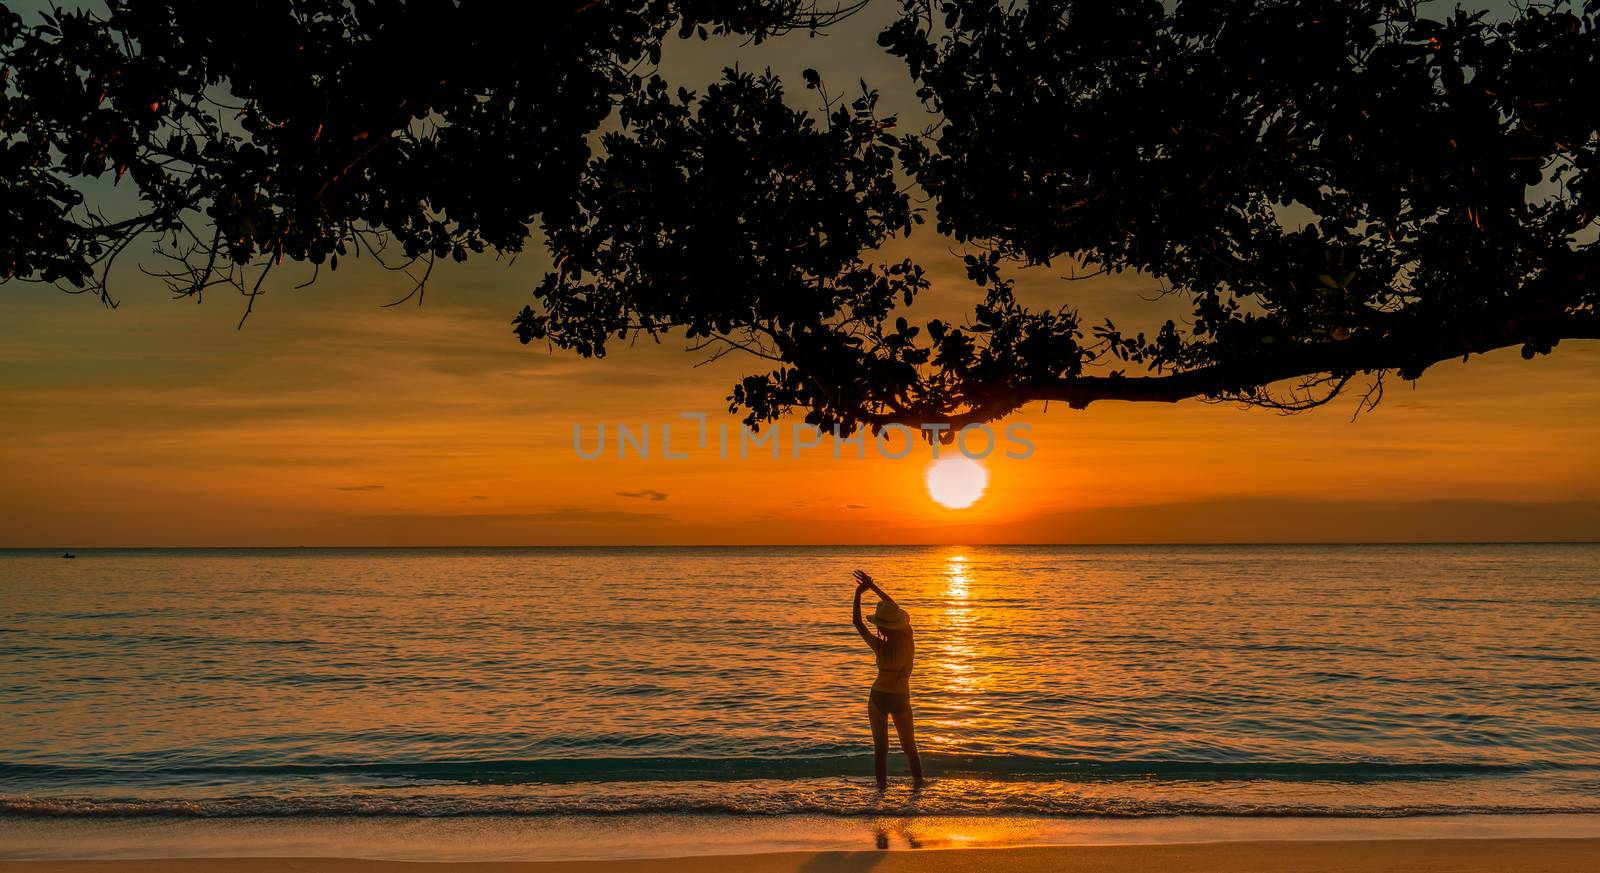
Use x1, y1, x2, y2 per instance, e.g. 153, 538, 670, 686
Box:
851, 569, 924, 789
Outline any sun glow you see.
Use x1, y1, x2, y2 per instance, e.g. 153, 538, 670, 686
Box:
925, 457, 989, 509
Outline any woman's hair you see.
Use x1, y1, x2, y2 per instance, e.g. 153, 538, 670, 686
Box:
878, 626, 914, 672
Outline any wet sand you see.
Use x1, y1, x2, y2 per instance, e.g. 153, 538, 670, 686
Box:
3, 839, 1600, 873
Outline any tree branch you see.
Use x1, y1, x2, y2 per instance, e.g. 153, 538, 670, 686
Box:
858, 308, 1600, 430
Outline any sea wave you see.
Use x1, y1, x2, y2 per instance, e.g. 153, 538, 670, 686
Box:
0, 753, 1559, 785
5, 754, 1599, 819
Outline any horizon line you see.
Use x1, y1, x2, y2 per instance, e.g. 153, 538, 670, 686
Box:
8, 540, 1599, 550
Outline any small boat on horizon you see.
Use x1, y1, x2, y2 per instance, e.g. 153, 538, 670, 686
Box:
61, 551, 75, 559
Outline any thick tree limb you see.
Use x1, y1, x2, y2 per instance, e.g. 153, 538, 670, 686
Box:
859, 308, 1600, 431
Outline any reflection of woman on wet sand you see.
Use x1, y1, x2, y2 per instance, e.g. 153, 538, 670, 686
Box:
851, 569, 924, 789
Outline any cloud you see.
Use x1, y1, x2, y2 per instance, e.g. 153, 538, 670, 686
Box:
357, 509, 670, 526
846, 504, 868, 510
335, 484, 386, 491
470, 495, 489, 500
615, 489, 669, 501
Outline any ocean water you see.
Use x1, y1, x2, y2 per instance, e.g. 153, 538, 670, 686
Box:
1, 545, 1597, 820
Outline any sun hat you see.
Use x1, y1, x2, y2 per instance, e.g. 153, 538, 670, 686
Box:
866, 600, 910, 630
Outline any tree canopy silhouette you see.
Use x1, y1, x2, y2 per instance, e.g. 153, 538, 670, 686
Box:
5, 0, 1598, 430
0, 0, 847, 317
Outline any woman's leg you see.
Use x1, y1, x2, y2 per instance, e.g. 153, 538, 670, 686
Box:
868, 695, 890, 789
890, 702, 924, 787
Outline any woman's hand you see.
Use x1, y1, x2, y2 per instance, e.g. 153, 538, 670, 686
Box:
854, 569, 894, 605
851, 566, 889, 594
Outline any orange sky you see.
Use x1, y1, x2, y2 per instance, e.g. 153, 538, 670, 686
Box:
1, 3, 1596, 546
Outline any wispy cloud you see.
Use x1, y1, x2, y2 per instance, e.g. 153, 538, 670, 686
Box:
362, 509, 667, 524
336, 484, 386, 492
616, 489, 668, 501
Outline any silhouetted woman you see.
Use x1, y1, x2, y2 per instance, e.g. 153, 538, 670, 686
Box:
851, 569, 924, 789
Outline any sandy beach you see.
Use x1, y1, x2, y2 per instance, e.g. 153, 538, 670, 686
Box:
3, 839, 1599, 873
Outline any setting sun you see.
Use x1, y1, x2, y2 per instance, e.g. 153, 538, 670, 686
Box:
925, 457, 989, 509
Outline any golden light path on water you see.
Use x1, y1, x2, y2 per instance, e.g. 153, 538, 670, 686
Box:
924, 552, 993, 749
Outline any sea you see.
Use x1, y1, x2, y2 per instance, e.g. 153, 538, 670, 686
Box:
1, 544, 1598, 855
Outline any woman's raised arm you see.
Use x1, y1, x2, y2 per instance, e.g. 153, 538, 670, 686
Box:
851, 573, 881, 650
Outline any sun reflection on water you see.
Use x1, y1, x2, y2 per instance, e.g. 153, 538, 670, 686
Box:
926, 552, 993, 735
945, 553, 970, 600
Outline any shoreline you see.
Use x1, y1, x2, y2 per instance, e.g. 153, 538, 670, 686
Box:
4, 813, 1600, 863
4, 839, 1600, 873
